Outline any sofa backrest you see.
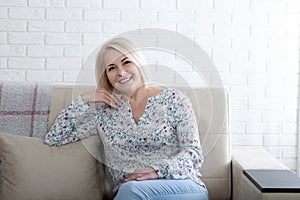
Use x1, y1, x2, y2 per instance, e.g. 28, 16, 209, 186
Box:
48, 85, 231, 200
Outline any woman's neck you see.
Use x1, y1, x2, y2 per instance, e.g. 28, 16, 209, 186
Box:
122, 85, 147, 103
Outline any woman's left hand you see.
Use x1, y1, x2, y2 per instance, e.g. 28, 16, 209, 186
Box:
125, 167, 158, 182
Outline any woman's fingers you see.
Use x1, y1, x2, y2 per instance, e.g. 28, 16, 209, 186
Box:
81, 88, 121, 108
136, 171, 158, 181
125, 168, 158, 182
97, 89, 121, 107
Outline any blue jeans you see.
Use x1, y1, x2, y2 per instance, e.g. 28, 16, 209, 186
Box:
113, 179, 209, 200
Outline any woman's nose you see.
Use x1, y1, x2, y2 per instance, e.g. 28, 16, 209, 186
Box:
118, 66, 126, 76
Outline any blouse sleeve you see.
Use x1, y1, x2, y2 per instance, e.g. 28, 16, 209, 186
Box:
151, 91, 203, 179
44, 95, 98, 146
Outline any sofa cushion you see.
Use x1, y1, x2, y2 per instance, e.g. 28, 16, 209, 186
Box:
0, 132, 101, 200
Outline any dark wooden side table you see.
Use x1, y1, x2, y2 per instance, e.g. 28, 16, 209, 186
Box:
243, 170, 300, 200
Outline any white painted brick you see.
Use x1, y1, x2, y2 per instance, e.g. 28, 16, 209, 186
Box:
155, 34, 193, 52
177, 23, 212, 34
266, 59, 289, 73
83, 34, 110, 45
262, 110, 297, 122
8, 33, 44, 44
28, 21, 64, 32
283, 73, 298, 86
0, 45, 26, 56
62, 70, 78, 82
230, 60, 267, 73
265, 146, 282, 158
214, 0, 236, 11
0, 33, 7, 43
283, 98, 298, 110
141, 0, 176, 10
0, 8, 8, 18
195, 35, 231, 49
103, 0, 139, 9
279, 158, 297, 170
286, 0, 300, 12
66, 21, 102, 33
231, 97, 248, 109
214, 24, 250, 36
209, 59, 230, 72
232, 12, 267, 25
0, 20, 26, 31
249, 98, 283, 110
46, 8, 82, 20
0, 69, 25, 80
28, 45, 63, 57
264, 135, 297, 146
141, 22, 176, 32
175, 71, 210, 86
27, 69, 62, 81
159, 11, 194, 23
9, 8, 44, 19
46, 58, 81, 69
251, 0, 286, 12
263, 135, 281, 146
283, 146, 297, 158
231, 122, 246, 134
177, 0, 213, 10
268, 13, 288, 27
230, 86, 265, 97
63, 70, 95, 83
232, 134, 263, 146
213, 47, 248, 61
213, 72, 247, 85
103, 22, 139, 33
247, 73, 284, 86
66, 0, 101, 8
28, 0, 64, 7
64, 45, 95, 58
232, 110, 261, 122
266, 85, 298, 97
84, 9, 120, 21
246, 122, 281, 134
9, 58, 45, 69
251, 25, 283, 38
0, 58, 7, 68
196, 11, 231, 24
45, 33, 81, 45
150, 71, 175, 86
0, 0, 26, 6
282, 122, 297, 134
232, 37, 268, 50
156, 57, 194, 72
249, 47, 270, 63
122, 10, 157, 22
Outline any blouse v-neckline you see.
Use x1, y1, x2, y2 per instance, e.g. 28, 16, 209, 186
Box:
123, 88, 166, 127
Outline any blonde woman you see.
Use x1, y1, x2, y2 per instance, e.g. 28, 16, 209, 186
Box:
45, 38, 208, 200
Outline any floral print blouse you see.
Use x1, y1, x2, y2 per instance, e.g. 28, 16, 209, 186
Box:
44, 88, 205, 191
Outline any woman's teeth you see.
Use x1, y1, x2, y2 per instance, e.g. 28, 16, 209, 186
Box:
119, 77, 131, 83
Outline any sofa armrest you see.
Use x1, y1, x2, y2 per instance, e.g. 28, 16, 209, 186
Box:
231, 146, 288, 200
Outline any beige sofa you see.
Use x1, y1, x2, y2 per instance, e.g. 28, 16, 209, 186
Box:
0, 85, 293, 200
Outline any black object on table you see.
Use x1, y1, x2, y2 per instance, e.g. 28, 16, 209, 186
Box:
243, 170, 300, 193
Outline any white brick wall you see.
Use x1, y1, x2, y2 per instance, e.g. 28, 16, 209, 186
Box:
0, 0, 299, 173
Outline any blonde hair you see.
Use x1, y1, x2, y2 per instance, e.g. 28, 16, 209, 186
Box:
95, 37, 150, 91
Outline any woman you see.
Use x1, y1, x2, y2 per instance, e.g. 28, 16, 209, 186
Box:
44, 37, 209, 200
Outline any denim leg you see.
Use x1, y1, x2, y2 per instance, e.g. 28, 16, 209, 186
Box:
113, 179, 209, 200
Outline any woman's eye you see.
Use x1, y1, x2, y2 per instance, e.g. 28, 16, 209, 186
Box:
108, 66, 116, 72
123, 60, 130, 65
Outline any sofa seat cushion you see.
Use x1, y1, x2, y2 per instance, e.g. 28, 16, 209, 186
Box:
0, 132, 101, 200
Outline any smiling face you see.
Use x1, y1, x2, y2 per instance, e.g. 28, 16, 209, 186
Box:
103, 47, 144, 96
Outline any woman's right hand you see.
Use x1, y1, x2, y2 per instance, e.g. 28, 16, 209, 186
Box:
80, 88, 122, 108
